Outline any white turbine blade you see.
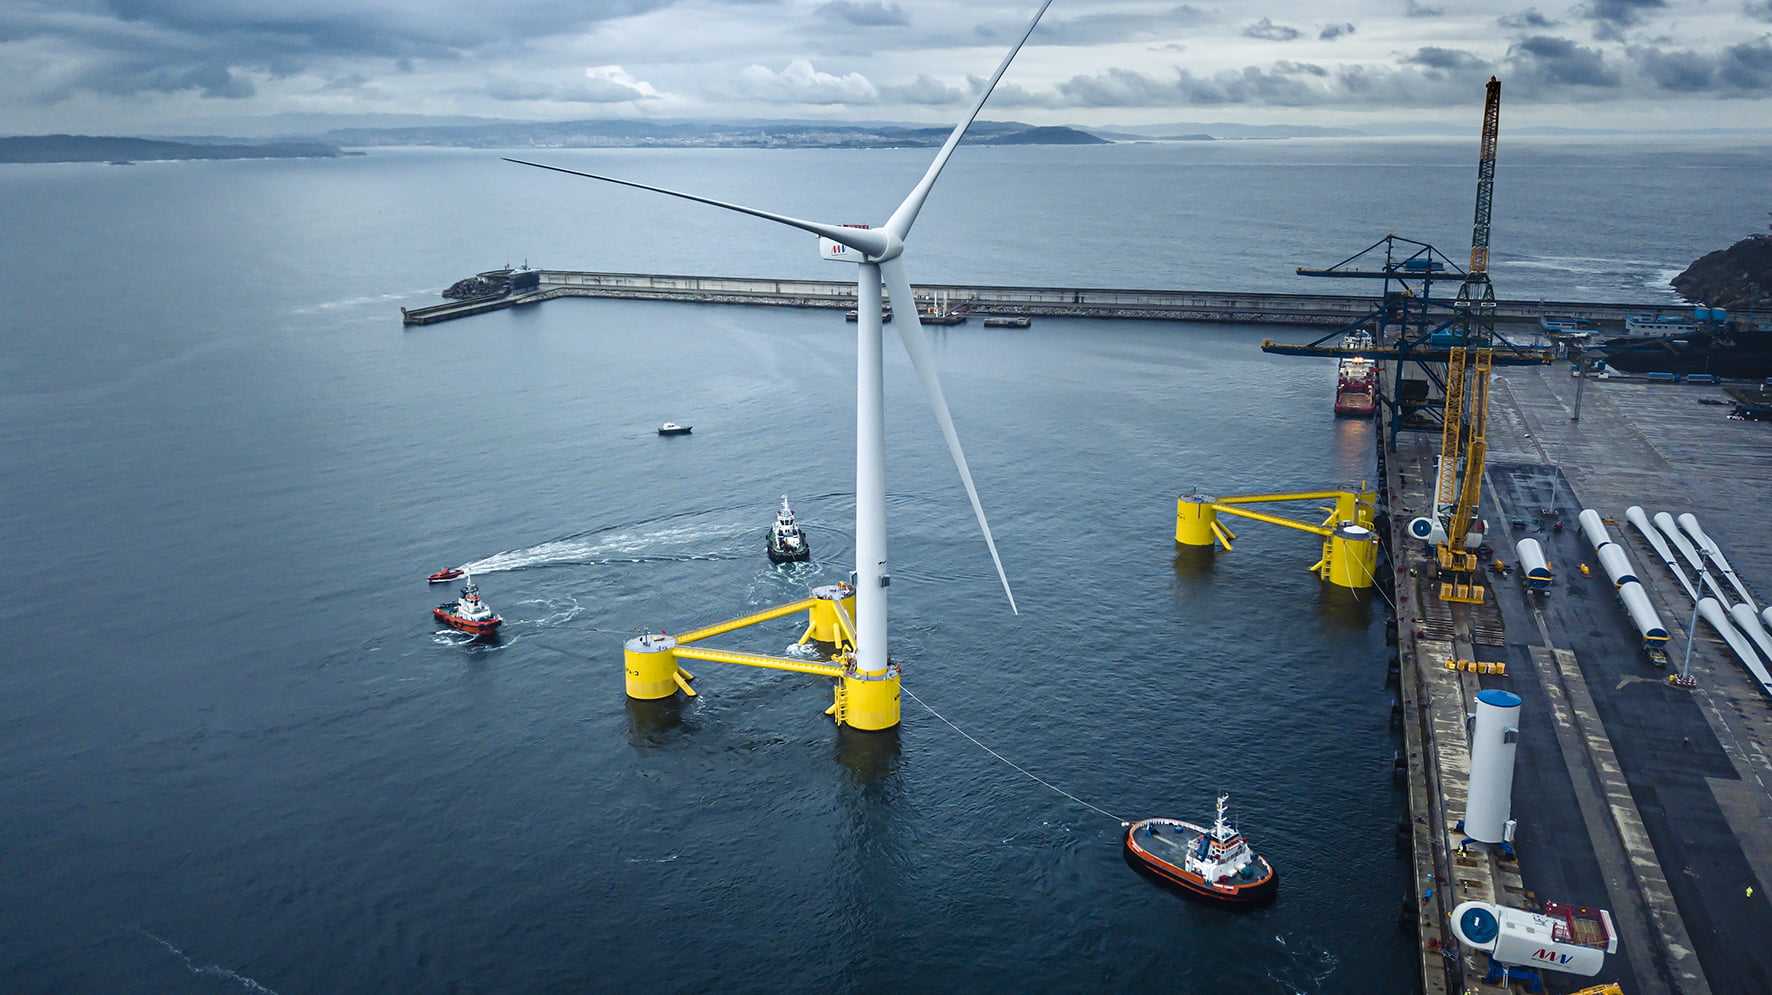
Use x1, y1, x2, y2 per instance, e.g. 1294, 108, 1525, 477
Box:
503, 158, 891, 256
881, 256, 1017, 613
883, 0, 1055, 240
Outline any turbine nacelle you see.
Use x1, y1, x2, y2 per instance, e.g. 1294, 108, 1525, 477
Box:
819, 225, 905, 264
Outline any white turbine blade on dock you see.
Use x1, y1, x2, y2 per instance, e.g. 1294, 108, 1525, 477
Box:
502, 158, 893, 257
881, 255, 1017, 613
884, 0, 1055, 242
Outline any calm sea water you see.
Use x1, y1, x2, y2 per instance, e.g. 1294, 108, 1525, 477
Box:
2, 139, 1767, 993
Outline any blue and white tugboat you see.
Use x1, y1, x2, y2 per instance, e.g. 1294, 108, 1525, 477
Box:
1124, 794, 1277, 904
433, 572, 503, 636
766, 495, 811, 563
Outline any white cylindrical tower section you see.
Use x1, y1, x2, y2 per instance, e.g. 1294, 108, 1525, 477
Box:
1515, 537, 1552, 590
1597, 544, 1637, 588
1578, 508, 1611, 551
1464, 688, 1522, 844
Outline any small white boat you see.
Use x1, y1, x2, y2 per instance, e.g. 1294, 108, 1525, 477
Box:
657, 422, 692, 436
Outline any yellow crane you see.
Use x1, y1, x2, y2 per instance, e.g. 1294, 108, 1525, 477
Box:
1423, 77, 1502, 604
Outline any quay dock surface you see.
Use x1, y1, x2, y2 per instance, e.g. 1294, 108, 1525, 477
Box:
399, 269, 1770, 330
1388, 366, 1772, 994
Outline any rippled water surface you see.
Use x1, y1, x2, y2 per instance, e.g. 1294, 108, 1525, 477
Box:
4, 139, 1766, 992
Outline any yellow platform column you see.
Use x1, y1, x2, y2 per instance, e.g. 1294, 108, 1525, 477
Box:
1331, 488, 1376, 528
1325, 523, 1379, 589
838, 667, 901, 731
801, 584, 858, 648
1175, 493, 1220, 546
624, 632, 681, 700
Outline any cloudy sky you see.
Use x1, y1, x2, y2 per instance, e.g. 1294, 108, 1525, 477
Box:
3, 0, 1771, 135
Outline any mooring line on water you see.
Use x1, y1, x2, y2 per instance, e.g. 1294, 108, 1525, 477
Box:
900, 685, 1125, 825
1355, 552, 1399, 614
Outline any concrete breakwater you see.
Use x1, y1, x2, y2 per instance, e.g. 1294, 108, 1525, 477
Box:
401, 268, 1736, 329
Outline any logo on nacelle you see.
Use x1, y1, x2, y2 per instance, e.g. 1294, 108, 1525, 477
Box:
819, 224, 871, 263
1532, 949, 1575, 965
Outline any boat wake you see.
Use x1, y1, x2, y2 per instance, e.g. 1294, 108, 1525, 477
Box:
138, 929, 279, 994
459, 518, 752, 574
1262, 932, 1340, 994
507, 595, 586, 627
432, 629, 511, 649
293, 288, 437, 314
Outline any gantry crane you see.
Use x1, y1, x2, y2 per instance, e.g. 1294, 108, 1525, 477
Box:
1409, 77, 1502, 604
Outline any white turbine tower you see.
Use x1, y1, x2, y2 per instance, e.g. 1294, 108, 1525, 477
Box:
510, 3, 1050, 729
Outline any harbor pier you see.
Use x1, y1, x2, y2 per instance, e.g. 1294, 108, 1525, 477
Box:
399, 268, 1736, 331
1385, 366, 1772, 993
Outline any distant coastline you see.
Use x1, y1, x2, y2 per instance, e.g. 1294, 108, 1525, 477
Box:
0, 135, 346, 164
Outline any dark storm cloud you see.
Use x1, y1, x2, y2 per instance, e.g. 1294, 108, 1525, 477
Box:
1242, 17, 1300, 41
813, 2, 909, 27
1403, 47, 1492, 72
1575, 0, 1667, 28
1498, 8, 1560, 29
1746, 1, 1772, 23
1629, 38, 1772, 92
1716, 36, 1772, 89
1031, 61, 1474, 109
4, 0, 680, 102
1319, 23, 1356, 40
1505, 35, 1622, 87
1633, 46, 1715, 90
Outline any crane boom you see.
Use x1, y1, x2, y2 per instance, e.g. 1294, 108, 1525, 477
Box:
1430, 78, 1501, 602
1469, 78, 1501, 276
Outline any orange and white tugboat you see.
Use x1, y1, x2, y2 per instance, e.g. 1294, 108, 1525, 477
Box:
1334, 329, 1378, 417
433, 572, 502, 635
1124, 794, 1277, 904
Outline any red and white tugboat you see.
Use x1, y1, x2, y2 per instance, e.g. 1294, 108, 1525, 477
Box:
433, 572, 502, 635
1124, 794, 1277, 904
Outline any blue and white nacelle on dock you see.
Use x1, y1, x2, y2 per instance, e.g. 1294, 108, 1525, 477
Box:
1450, 900, 1615, 978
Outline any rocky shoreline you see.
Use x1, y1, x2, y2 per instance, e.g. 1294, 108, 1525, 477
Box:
1672, 234, 1772, 311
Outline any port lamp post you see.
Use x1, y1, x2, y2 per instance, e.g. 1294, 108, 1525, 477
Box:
1679, 562, 1711, 683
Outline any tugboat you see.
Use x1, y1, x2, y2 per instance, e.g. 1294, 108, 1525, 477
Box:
1123, 794, 1277, 904
433, 572, 503, 635
1334, 330, 1378, 418
766, 495, 812, 563
427, 567, 464, 584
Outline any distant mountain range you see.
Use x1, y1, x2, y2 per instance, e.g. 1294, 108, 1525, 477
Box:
314, 118, 1107, 149
0, 135, 345, 163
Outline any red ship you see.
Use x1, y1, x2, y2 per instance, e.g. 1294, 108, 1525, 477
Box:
1334, 330, 1378, 418
434, 573, 502, 635
1124, 794, 1277, 905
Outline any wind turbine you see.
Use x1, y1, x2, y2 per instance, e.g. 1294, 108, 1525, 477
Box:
509, 3, 1050, 729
